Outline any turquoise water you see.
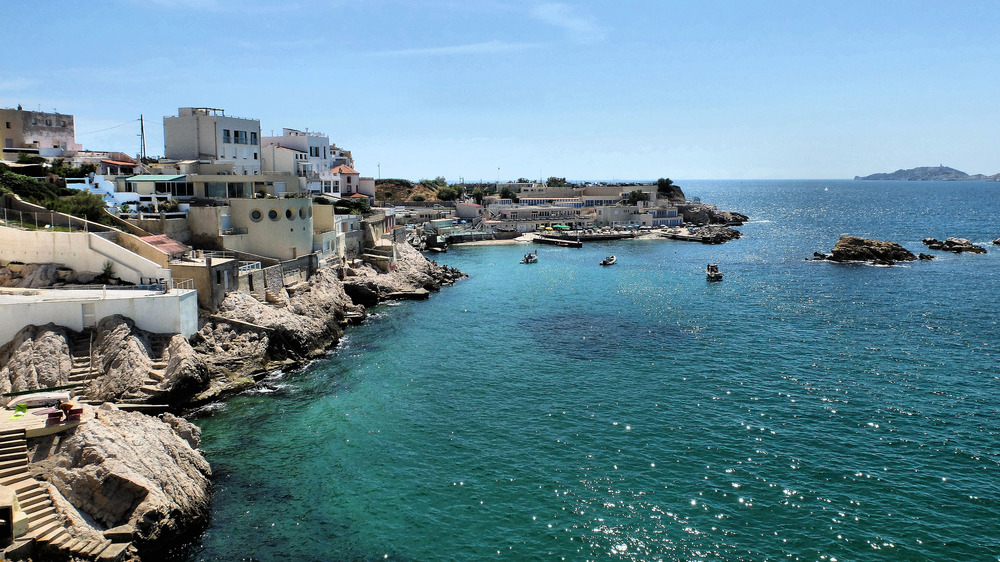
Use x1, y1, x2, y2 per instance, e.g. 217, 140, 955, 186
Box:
183, 180, 1000, 561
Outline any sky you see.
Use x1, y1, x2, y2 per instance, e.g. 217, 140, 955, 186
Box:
2, 0, 998, 181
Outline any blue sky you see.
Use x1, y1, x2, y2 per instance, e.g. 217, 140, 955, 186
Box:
3, 0, 998, 180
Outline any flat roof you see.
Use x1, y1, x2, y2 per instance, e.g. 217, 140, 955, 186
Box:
0, 287, 182, 304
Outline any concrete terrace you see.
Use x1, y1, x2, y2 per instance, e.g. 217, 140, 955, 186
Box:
0, 286, 198, 345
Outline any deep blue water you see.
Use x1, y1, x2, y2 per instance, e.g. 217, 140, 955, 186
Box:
183, 180, 1000, 561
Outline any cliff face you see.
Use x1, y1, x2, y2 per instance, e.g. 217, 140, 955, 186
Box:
855, 166, 1000, 181
30, 404, 211, 556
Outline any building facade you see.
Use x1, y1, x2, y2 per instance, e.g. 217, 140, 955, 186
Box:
163, 108, 262, 175
1, 107, 82, 156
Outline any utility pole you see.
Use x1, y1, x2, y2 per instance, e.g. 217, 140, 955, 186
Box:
139, 115, 147, 161
378, 162, 380, 180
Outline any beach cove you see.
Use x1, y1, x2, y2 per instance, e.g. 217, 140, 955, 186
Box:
183, 179, 1000, 560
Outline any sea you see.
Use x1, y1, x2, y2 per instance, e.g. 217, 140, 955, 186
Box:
180, 180, 1000, 561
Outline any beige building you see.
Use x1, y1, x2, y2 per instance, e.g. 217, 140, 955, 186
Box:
187, 197, 313, 261
163, 108, 262, 175
1, 106, 82, 157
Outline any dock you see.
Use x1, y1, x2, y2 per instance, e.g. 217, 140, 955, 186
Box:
532, 236, 583, 248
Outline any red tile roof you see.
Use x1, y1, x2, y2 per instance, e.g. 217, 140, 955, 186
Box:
331, 165, 359, 174
140, 234, 190, 256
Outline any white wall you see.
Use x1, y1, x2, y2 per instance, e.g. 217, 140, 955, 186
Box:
0, 228, 166, 284
0, 289, 198, 345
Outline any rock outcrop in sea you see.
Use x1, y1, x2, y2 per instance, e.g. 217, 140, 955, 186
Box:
921, 237, 987, 254
812, 235, 917, 265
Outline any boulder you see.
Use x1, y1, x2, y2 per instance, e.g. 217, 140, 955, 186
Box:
677, 203, 749, 225
993, 238, 1000, 246
36, 404, 211, 557
86, 316, 155, 402
815, 236, 916, 264
918, 253, 936, 260
0, 324, 73, 397
922, 237, 987, 254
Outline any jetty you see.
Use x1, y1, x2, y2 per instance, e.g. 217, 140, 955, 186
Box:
532, 236, 582, 248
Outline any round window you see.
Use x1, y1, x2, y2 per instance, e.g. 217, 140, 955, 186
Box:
250, 209, 263, 222
308, 208, 313, 218
286, 209, 294, 220
298, 208, 306, 219
268, 209, 279, 221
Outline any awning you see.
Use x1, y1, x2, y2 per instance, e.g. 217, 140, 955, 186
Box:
101, 159, 137, 167
126, 175, 186, 182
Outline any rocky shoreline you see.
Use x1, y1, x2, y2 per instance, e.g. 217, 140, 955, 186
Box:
0, 242, 465, 560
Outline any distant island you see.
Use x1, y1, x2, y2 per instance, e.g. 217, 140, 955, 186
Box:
855, 165, 1000, 181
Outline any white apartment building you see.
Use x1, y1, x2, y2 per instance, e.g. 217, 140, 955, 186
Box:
262, 128, 335, 192
163, 107, 262, 175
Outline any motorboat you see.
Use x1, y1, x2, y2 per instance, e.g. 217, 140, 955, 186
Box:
706, 263, 723, 281
521, 253, 538, 264
600, 255, 617, 266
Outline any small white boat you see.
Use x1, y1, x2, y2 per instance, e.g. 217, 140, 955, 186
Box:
520, 253, 538, 264
706, 263, 723, 281
600, 255, 617, 266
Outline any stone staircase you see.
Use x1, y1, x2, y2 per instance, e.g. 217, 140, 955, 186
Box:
0, 429, 130, 560
66, 329, 98, 402
120, 334, 173, 404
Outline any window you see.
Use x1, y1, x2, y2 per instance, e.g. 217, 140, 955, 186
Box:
4, 122, 9, 129
250, 132, 258, 145
286, 209, 293, 220
253, 152, 258, 160
268, 209, 279, 221
250, 209, 263, 222
234, 130, 248, 144
46, 120, 52, 126
222, 129, 232, 143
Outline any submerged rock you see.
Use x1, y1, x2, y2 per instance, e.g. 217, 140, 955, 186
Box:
813, 236, 916, 265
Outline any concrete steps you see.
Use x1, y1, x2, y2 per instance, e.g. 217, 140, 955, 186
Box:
0, 428, 131, 560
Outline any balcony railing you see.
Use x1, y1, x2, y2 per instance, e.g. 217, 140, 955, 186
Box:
220, 226, 248, 236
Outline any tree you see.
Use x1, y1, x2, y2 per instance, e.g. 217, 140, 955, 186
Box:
656, 177, 685, 201
546, 177, 567, 187
437, 185, 461, 201
471, 187, 485, 205
626, 190, 648, 205
334, 197, 371, 214
500, 186, 519, 203
55, 191, 108, 223
517, 177, 530, 183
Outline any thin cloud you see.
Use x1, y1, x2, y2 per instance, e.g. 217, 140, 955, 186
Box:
369, 41, 544, 57
0, 78, 36, 91
531, 3, 607, 42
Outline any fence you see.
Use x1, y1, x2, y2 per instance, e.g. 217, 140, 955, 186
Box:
0, 207, 93, 233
